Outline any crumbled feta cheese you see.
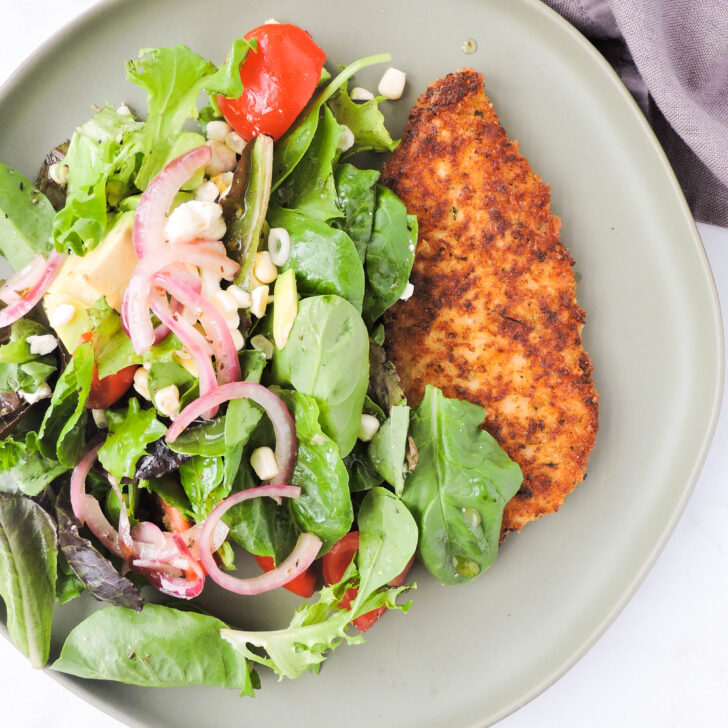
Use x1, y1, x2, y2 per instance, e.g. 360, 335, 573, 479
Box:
268, 228, 291, 266
92, 409, 109, 429
20, 382, 51, 404
206, 120, 232, 143
264, 17, 280, 24
378, 67, 407, 99
194, 180, 220, 202
350, 87, 375, 101
155, 384, 180, 418
250, 334, 274, 360
400, 281, 415, 301
250, 285, 270, 319
253, 251, 278, 285
133, 367, 151, 400
205, 140, 237, 176
358, 414, 381, 442
224, 130, 246, 155
26, 334, 58, 356
48, 163, 69, 186
226, 284, 252, 309
230, 328, 245, 351
49, 303, 76, 328
164, 200, 226, 244
116, 103, 132, 116
337, 124, 355, 152
250, 446, 279, 481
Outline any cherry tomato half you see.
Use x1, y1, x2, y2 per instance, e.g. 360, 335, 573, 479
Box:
323, 532, 414, 633
254, 554, 318, 598
156, 495, 192, 534
86, 364, 137, 410
218, 23, 326, 141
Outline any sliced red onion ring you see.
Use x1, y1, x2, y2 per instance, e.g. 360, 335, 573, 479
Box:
0, 255, 47, 304
154, 272, 241, 384
165, 382, 298, 484
133, 145, 212, 258
70, 442, 123, 558
0, 251, 66, 328
122, 241, 239, 354
199, 485, 321, 595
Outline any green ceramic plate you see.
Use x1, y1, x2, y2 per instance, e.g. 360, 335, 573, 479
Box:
0, 0, 722, 726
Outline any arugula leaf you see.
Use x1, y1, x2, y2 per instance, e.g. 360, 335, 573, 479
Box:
278, 390, 353, 552
38, 342, 94, 467
178, 455, 226, 520
97, 398, 166, 484
363, 185, 418, 325
0, 493, 57, 668
53, 604, 256, 695
52, 108, 143, 255
368, 404, 410, 496
332, 163, 380, 262
271, 295, 369, 457
272, 53, 391, 189
268, 207, 364, 311
403, 386, 523, 584
129, 39, 254, 190
327, 86, 398, 155
221, 487, 417, 680
56, 487, 144, 610
272, 104, 343, 221
0, 319, 56, 395
0, 164, 54, 269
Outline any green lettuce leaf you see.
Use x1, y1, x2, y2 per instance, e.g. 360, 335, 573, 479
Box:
0, 430, 67, 496
53, 603, 256, 695
98, 398, 166, 484
129, 39, 254, 190
403, 385, 523, 584
0, 319, 56, 395
0, 163, 54, 269
38, 342, 94, 467
0, 493, 57, 668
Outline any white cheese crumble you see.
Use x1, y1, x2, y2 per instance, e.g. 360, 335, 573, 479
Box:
378, 67, 407, 99
164, 200, 226, 244
20, 382, 51, 404
26, 334, 57, 356
400, 282, 415, 301
49, 303, 76, 328
350, 87, 375, 101
337, 124, 355, 152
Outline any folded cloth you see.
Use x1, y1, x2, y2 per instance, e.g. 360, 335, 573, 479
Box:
543, 0, 728, 227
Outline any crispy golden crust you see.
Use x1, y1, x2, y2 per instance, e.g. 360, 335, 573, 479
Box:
381, 69, 598, 535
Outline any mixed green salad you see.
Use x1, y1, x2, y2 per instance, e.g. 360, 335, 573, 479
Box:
0, 22, 522, 693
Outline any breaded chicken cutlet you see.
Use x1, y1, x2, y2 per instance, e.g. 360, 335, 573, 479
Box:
381, 69, 598, 535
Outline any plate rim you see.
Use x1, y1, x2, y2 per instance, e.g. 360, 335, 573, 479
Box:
0, 0, 723, 726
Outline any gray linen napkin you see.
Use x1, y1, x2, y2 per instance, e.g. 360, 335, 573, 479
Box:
543, 0, 728, 227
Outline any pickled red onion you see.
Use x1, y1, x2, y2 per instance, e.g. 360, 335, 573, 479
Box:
199, 485, 322, 595
165, 381, 297, 484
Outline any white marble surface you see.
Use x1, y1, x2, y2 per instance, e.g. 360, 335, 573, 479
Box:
1, 2, 727, 726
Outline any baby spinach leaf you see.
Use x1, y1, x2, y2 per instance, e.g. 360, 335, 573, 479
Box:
278, 390, 352, 552
53, 603, 256, 695
267, 207, 364, 311
0, 493, 57, 668
272, 53, 391, 189
272, 105, 343, 221
168, 416, 227, 457
363, 185, 418, 325
327, 86, 398, 155
403, 386, 523, 585
98, 398, 166, 484
38, 342, 94, 467
0, 164, 54, 269
343, 395, 385, 493
56, 487, 144, 610
368, 404, 410, 496
271, 295, 369, 457
332, 163, 380, 262
178, 455, 226, 520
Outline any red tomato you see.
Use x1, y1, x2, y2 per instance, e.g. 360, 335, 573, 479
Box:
218, 23, 326, 141
86, 364, 137, 410
323, 532, 414, 633
156, 495, 192, 534
254, 554, 318, 598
